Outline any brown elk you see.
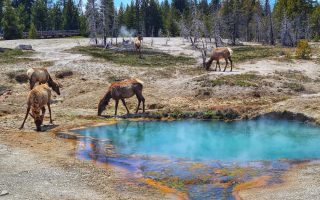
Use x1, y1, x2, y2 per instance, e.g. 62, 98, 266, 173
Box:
20, 84, 53, 131
98, 79, 145, 116
134, 35, 143, 58
27, 68, 61, 95
205, 47, 233, 72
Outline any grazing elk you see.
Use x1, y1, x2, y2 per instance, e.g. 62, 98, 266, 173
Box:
134, 35, 143, 58
205, 47, 233, 72
98, 79, 145, 116
20, 84, 53, 131
27, 68, 61, 95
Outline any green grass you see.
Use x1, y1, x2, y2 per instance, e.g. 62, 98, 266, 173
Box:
232, 46, 294, 63
0, 49, 34, 64
70, 46, 196, 67
211, 73, 259, 88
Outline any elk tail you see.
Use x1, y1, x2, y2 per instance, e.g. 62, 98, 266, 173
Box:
227, 47, 233, 56
134, 78, 144, 85
27, 68, 34, 79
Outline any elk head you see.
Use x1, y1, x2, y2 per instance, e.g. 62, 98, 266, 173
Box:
29, 111, 44, 131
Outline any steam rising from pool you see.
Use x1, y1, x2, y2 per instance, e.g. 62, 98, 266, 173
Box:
75, 119, 320, 161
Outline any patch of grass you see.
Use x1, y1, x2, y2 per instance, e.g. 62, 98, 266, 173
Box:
106, 74, 130, 82
6, 70, 29, 83
70, 46, 196, 67
275, 70, 311, 82
38, 61, 55, 67
296, 39, 311, 59
282, 82, 305, 92
232, 46, 294, 63
0, 49, 33, 64
211, 73, 259, 88
203, 110, 218, 119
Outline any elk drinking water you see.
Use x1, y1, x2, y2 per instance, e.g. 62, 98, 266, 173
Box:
27, 68, 61, 95
98, 78, 145, 116
205, 47, 233, 72
19, 84, 53, 131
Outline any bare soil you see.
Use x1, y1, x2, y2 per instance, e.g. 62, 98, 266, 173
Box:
0, 38, 320, 199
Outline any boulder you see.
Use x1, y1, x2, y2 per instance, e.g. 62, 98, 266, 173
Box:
15, 44, 33, 51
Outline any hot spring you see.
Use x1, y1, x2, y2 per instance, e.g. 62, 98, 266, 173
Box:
74, 119, 320, 161
73, 118, 320, 199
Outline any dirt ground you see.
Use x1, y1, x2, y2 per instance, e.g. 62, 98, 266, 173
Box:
0, 37, 320, 199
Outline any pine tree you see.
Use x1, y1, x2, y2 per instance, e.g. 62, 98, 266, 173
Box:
12, 0, 35, 30
63, 0, 79, 30
118, 3, 125, 26
29, 22, 37, 38
31, 0, 48, 31
48, 2, 63, 30
1, 0, 23, 39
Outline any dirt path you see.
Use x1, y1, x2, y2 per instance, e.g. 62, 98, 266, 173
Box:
0, 144, 106, 200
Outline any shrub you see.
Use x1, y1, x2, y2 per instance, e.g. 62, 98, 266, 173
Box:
296, 39, 311, 59
28, 23, 37, 39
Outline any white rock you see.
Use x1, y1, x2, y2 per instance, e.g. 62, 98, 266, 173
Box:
0, 190, 9, 196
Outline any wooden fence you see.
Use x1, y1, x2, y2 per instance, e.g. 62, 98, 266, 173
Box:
0, 30, 80, 39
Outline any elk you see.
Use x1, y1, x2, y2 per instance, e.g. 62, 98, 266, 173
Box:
205, 47, 233, 72
20, 84, 53, 131
98, 79, 145, 116
27, 68, 61, 95
134, 35, 143, 58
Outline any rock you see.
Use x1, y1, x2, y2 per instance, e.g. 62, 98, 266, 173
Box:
55, 70, 73, 79
0, 190, 9, 196
0, 47, 11, 52
15, 44, 33, 51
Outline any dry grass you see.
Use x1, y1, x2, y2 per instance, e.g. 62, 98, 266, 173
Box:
232, 46, 294, 63
70, 46, 196, 67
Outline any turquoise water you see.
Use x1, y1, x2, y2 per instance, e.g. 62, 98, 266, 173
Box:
74, 119, 320, 161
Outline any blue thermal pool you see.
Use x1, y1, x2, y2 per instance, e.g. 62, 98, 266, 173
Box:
74, 119, 320, 161
72, 119, 320, 199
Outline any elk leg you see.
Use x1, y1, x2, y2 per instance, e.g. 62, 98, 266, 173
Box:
47, 102, 52, 123
41, 107, 46, 116
29, 79, 35, 90
214, 61, 218, 71
115, 100, 119, 116
20, 105, 30, 129
136, 91, 145, 113
223, 58, 228, 72
135, 99, 141, 113
121, 99, 130, 114
142, 97, 145, 113
228, 57, 233, 72
139, 49, 142, 59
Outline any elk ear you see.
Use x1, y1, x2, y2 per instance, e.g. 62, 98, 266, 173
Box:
29, 113, 35, 118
